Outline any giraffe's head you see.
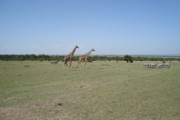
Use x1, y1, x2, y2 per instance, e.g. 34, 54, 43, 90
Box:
91, 49, 95, 52
75, 45, 79, 49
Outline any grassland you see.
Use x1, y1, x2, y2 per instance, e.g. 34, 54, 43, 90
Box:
0, 61, 180, 120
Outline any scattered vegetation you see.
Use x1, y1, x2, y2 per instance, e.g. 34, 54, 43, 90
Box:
0, 54, 179, 61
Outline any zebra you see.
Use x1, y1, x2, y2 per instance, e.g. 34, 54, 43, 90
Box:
164, 63, 170, 68
144, 63, 150, 67
157, 63, 164, 68
148, 63, 157, 68
50, 61, 59, 64
144, 62, 170, 69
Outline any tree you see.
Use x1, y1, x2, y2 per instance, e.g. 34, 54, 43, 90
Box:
123, 55, 133, 63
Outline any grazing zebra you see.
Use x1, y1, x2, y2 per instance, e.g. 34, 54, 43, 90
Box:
148, 63, 157, 68
87, 59, 93, 63
157, 63, 164, 68
144, 62, 170, 69
144, 63, 150, 67
144, 63, 157, 68
50, 61, 59, 64
164, 63, 170, 68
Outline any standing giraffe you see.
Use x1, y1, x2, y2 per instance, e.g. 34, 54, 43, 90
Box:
64, 45, 79, 67
78, 49, 95, 67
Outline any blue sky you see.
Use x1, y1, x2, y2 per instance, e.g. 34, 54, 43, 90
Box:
0, 0, 180, 55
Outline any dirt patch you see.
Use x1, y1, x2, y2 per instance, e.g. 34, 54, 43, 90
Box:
79, 81, 94, 91
0, 105, 38, 120
0, 100, 70, 120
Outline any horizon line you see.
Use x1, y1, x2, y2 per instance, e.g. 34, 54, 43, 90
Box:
0, 54, 180, 57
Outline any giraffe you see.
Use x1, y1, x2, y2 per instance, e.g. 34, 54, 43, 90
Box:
78, 49, 95, 67
64, 45, 79, 67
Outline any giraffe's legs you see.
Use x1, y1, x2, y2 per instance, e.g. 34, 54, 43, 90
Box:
78, 61, 81, 68
85, 58, 87, 68
78, 57, 84, 68
64, 58, 66, 66
69, 58, 72, 68
64, 59, 67, 66
64, 57, 70, 67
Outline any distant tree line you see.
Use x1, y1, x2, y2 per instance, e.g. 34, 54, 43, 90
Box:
0, 54, 179, 61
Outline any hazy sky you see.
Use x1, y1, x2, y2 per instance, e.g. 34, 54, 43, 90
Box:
0, 0, 180, 55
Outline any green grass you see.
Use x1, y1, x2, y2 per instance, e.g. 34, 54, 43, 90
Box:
0, 61, 180, 120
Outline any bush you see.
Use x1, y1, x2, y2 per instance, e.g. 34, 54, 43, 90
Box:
124, 55, 133, 63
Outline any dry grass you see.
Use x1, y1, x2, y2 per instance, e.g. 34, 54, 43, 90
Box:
0, 61, 180, 120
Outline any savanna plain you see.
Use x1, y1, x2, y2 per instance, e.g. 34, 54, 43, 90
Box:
0, 60, 180, 120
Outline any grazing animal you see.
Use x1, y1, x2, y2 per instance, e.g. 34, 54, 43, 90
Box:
164, 63, 170, 68
78, 49, 95, 67
87, 58, 93, 63
157, 63, 170, 68
64, 45, 79, 67
50, 61, 58, 64
148, 63, 157, 68
144, 63, 150, 67
157, 63, 164, 68
144, 62, 170, 69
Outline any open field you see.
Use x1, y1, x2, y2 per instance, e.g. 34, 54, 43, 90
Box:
0, 61, 180, 120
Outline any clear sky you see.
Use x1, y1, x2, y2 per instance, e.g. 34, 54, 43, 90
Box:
0, 0, 180, 55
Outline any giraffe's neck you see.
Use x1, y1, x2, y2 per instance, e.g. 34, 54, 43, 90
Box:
85, 50, 93, 57
69, 47, 77, 57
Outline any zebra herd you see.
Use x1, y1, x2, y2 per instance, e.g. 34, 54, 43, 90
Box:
144, 62, 170, 68
49, 60, 171, 69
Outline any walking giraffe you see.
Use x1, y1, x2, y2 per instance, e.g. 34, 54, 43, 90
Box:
78, 49, 95, 67
64, 45, 79, 67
